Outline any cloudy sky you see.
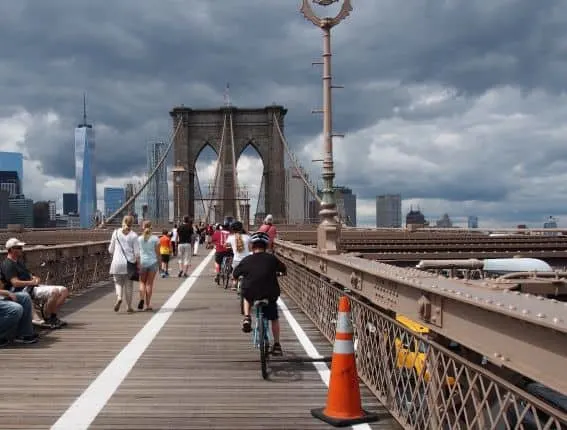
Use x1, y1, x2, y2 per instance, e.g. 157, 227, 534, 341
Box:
1, 0, 567, 227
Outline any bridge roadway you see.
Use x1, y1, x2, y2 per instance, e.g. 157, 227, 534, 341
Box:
0, 251, 399, 430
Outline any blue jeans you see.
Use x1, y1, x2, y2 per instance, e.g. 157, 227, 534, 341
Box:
0, 292, 34, 340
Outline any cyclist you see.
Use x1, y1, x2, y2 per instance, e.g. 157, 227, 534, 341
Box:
233, 231, 286, 356
211, 223, 232, 284
258, 214, 277, 253
224, 221, 252, 291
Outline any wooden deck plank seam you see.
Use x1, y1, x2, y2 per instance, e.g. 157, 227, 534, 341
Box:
50, 251, 215, 430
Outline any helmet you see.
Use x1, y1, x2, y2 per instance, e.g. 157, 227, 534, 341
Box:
231, 221, 243, 232
250, 231, 270, 246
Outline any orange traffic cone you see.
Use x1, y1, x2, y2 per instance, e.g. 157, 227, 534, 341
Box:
311, 296, 378, 427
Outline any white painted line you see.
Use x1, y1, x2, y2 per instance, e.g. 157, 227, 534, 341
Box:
278, 297, 373, 430
51, 250, 215, 430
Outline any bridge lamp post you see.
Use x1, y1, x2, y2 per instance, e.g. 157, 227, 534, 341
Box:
172, 164, 186, 223
300, 0, 352, 254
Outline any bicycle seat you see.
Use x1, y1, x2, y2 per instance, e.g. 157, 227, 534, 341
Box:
254, 299, 270, 307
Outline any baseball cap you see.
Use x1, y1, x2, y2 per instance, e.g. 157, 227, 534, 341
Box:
5, 238, 25, 250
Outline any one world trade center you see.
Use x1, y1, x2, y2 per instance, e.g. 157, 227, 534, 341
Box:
75, 94, 97, 228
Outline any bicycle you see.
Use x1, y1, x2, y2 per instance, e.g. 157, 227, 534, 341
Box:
236, 276, 244, 315
222, 255, 233, 289
219, 254, 233, 289
252, 298, 271, 380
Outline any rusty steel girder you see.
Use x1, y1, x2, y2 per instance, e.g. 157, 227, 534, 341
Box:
275, 239, 567, 396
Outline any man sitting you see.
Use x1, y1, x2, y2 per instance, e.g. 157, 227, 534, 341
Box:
1, 238, 69, 329
233, 231, 287, 356
0, 286, 38, 346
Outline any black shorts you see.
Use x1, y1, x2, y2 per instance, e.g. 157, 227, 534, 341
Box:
214, 251, 232, 266
161, 254, 170, 263
243, 294, 279, 321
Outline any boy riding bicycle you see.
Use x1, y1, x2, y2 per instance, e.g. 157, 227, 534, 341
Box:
232, 231, 286, 356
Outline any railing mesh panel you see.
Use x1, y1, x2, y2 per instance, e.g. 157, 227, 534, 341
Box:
279, 256, 566, 430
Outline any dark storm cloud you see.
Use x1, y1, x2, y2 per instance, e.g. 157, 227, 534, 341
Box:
2, 0, 567, 225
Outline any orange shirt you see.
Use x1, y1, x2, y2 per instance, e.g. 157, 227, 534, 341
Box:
159, 235, 171, 255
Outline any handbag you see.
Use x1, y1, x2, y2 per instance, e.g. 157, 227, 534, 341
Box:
114, 230, 140, 282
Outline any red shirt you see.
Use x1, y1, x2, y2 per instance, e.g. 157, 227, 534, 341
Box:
212, 230, 230, 253
258, 223, 277, 247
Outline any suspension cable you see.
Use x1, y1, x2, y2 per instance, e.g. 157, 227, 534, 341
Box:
273, 113, 344, 225
204, 112, 227, 223
229, 111, 241, 221
100, 119, 183, 227
273, 114, 321, 203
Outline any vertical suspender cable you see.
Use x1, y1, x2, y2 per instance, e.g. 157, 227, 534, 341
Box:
273, 114, 343, 224
205, 112, 227, 223
229, 111, 241, 221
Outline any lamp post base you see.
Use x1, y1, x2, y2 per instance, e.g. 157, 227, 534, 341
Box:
317, 221, 341, 254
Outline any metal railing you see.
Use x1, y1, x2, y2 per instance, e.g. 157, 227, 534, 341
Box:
278, 255, 567, 429
3, 238, 566, 428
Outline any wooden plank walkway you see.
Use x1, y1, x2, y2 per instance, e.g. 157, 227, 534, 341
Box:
0, 251, 400, 430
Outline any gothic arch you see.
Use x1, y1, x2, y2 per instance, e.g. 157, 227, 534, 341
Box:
170, 105, 287, 224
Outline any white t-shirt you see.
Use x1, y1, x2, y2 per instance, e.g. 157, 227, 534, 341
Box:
225, 234, 251, 263
171, 228, 178, 242
109, 229, 140, 275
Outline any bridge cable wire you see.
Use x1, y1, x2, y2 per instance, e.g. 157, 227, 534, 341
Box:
229, 110, 242, 221
101, 119, 183, 227
274, 114, 321, 204
204, 112, 227, 223
273, 113, 343, 225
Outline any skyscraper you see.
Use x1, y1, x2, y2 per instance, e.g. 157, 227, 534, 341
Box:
63, 193, 78, 215
146, 141, 169, 224
285, 167, 310, 224
8, 195, 33, 227
75, 94, 97, 228
124, 183, 135, 215
0, 151, 23, 194
48, 200, 56, 222
467, 216, 478, 229
104, 187, 126, 218
335, 186, 357, 227
0, 171, 21, 197
376, 194, 402, 227
319, 186, 357, 226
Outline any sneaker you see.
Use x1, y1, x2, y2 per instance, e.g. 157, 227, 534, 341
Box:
214, 274, 220, 285
137, 300, 144, 310
49, 314, 67, 327
178, 271, 183, 278
241, 316, 252, 333
0, 338, 10, 347
114, 298, 122, 312
46, 316, 63, 329
14, 335, 38, 344
183, 273, 189, 278
271, 343, 283, 356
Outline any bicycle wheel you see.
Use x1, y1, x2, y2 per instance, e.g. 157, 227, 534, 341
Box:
224, 260, 232, 289
258, 313, 268, 379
